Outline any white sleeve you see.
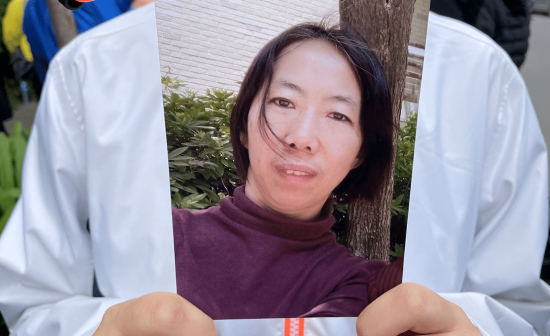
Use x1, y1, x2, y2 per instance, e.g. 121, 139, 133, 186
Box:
464, 71, 550, 336
0, 57, 122, 335
404, 13, 550, 336
0, 5, 176, 335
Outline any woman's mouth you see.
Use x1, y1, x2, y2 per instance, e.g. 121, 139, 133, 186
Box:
274, 163, 318, 182
283, 170, 311, 176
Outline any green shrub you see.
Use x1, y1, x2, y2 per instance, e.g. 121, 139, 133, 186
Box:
0, 122, 28, 233
0, 122, 27, 333
388, 112, 418, 259
164, 77, 240, 209
392, 112, 417, 221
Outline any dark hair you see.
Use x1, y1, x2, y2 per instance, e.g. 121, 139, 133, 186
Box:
230, 22, 394, 203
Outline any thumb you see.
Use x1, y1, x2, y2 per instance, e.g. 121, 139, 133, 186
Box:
356, 283, 473, 336
97, 292, 218, 336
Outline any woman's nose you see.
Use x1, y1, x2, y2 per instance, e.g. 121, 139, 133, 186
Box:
283, 111, 319, 154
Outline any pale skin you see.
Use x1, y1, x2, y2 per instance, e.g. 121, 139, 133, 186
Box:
130, 0, 154, 9
92, 41, 482, 336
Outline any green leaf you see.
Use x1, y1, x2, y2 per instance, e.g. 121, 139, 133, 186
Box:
393, 194, 404, 206
11, 122, 22, 138
12, 133, 27, 188
180, 185, 198, 194
0, 200, 16, 234
171, 162, 190, 167
181, 193, 207, 208
0, 188, 21, 205
0, 132, 14, 189
389, 243, 405, 258
168, 147, 188, 158
333, 202, 348, 214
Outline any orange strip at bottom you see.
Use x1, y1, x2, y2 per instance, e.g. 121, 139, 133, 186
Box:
284, 318, 304, 336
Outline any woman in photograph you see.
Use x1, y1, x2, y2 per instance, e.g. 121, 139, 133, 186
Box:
92, 22, 482, 336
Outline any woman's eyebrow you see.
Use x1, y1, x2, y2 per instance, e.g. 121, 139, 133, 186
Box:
273, 79, 358, 108
325, 95, 359, 108
272, 80, 304, 94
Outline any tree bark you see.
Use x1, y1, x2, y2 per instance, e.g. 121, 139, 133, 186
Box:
340, 0, 416, 262
45, 0, 78, 49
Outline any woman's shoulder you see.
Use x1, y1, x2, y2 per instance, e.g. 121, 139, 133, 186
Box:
171, 205, 221, 224
324, 248, 404, 297
310, 240, 386, 287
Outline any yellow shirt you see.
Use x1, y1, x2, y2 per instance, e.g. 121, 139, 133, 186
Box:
2, 0, 34, 62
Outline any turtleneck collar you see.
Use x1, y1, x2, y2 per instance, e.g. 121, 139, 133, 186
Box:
219, 186, 336, 241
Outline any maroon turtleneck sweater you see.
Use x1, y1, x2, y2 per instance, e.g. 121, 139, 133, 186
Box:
172, 186, 402, 319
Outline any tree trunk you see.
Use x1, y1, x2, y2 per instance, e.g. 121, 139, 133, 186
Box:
45, 0, 78, 49
340, 0, 416, 262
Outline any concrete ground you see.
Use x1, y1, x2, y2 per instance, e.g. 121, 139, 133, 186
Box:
4, 100, 37, 133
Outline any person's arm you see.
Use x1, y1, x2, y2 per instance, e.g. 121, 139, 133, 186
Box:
2, 0, 24, 54
0, 5, 176, 335
0, 55, 123, 335
411, 69, 549, 336
463, 70, 550, 336
404, 13, 550, 336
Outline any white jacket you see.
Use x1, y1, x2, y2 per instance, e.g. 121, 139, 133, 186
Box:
404, 12, 550, 336
0, 6, 547, 336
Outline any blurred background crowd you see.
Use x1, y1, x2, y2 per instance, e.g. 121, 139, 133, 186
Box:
0, 0, 135, 134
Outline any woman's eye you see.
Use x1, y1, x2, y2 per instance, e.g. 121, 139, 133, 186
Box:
273, 98, 293, 108
329, 112, 351, 122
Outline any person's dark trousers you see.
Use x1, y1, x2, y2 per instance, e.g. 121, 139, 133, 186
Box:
0, 78, 13, 135
21, 65, 43, 100
29, 67, 42, 100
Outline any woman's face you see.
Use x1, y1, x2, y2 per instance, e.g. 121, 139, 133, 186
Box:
243, 40, 362, 221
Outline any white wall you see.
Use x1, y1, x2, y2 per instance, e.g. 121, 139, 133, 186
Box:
155, 0, 338, 93
155, 0, 430, 96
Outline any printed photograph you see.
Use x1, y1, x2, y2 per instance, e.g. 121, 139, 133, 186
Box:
154, 0, 436, 334
1, 0, 549, 335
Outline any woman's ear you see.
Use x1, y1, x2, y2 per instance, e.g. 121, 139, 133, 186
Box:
240, 132, 248, 149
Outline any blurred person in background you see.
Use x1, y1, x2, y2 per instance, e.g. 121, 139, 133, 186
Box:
22, 0, 134, 93
2, 0, 42, 99
430, 0, 532, 67
0, 75, 11, 134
